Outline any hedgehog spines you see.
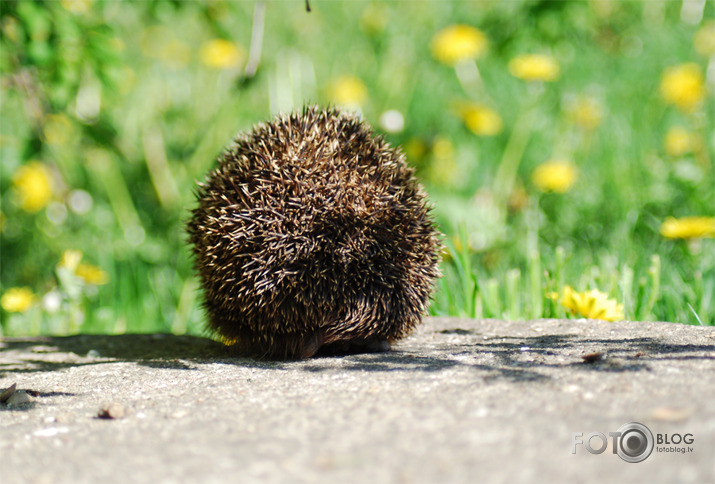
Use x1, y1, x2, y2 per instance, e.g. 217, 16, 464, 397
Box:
188, 106, 440, 359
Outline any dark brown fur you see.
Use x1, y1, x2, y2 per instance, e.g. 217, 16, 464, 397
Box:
187, 106, 440, 359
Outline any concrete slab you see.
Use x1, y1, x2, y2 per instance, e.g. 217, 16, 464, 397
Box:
1, 318, 714, 484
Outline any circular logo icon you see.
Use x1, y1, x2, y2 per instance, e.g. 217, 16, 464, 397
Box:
616, 422, 654, 463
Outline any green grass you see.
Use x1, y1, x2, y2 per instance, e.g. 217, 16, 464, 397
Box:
1, 0, 713, 336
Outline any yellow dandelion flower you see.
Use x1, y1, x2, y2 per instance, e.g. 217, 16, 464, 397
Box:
460, 104, 503, 136
57, 250, 109, 284
60, 0, 93, 15
508, 54, 560, 82
660, 216, 715, 239
531, 160, 577, 193
560, 286, 624, 322
58, 249, 83, 272
565, 96, 603, 130
75, 263, 109, 285
199, 39, 245, 69
694, 21, 715, 57
431, 25, 488, 66
664, 127, 695, 157
1, 287, 36, 313
660, 63, 705, 113
329, 75, 368, 108
12, 162, 53, 212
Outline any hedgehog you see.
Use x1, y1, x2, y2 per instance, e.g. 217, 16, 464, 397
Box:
187, 106, 441, 359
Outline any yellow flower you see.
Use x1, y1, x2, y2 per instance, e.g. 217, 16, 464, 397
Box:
199, 39, 244, 69
531, 160, 577, 193
1, 287, 36, 313
565, 96, 603, 130
460, 104, 503, 136
329, 75, 368, 108
60, 0, 93, 15
58, 250, 109, 285
664, 127, 695, 157
509, 54, 560, 82
75, 263, 109, 285
12, 162, 53, 212
660, 216, 715, 239
58, 249, 83, 272
560, 286, 624, 322
660, 63, 706, 112
431, 25, 488, 65
694, 21, 715, 57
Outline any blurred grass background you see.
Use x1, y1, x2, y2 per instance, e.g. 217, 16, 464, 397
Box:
0, 0, 713, 336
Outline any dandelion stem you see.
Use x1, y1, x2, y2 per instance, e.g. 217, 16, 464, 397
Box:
244, 2, 266, 80
455, 59, 487, 98
493, 105, 535, 213
142, 126, 180, 208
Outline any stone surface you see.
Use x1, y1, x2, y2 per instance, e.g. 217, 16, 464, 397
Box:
1, 318, 714, 484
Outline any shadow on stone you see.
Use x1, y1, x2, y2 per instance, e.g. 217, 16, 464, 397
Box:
0, 334, 231, 377
1, 326, 713, 384
295, 330, 714, 382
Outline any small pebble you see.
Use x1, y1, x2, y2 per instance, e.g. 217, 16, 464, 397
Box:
97, 402, 125, 419
7, 391, 33, 406
87, 349, 101, 358
0, 383, 17, 403
582, 352, 605, 363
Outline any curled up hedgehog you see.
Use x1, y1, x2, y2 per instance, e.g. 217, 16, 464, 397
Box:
187, 106, 441, 359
